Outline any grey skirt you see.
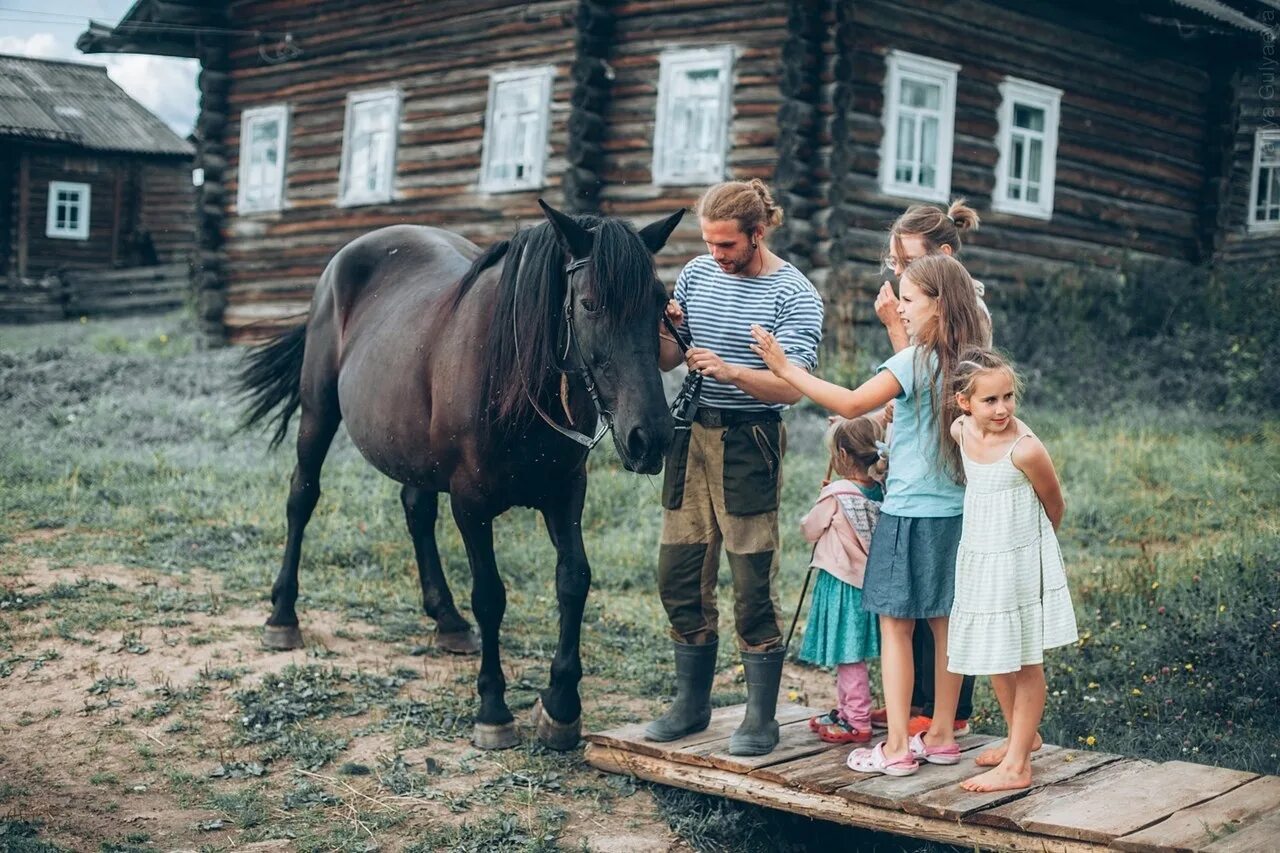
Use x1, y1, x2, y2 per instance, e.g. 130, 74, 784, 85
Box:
862, 513, 963, 619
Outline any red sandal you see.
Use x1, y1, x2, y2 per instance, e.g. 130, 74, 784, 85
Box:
814, 717, 872, 744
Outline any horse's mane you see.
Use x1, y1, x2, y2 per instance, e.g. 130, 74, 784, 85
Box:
453, 215, 660, 437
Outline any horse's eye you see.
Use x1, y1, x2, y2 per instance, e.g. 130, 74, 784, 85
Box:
580, 298, 599, 313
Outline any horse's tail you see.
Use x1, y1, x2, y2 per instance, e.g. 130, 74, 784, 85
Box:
238, 323, 307, 451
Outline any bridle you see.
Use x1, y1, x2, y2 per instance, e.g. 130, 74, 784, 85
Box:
513, 254, 612, 450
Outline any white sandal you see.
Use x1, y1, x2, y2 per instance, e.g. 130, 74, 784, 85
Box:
846, 741, 920, 776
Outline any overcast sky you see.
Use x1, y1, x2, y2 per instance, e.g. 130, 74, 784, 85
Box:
0, 0, 200, 136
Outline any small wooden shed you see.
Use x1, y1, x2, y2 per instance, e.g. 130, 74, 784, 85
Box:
0, 54, 195, 321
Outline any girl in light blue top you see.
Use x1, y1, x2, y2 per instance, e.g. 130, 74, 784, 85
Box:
751, 254, 989, 777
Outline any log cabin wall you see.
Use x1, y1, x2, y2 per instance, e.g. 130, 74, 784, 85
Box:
138, 161, 197, 265
1216, 66, 1280, 266
222, 0, 579, 338
5, 149, 192, 278
596, 0, 789, 286
819, 0, 1230, 346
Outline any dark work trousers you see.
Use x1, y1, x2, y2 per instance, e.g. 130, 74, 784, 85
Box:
657, 412, 785, 651
912, 618, 976, 719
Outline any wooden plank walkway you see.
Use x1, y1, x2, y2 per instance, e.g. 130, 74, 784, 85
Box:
585, 704, 1280, 852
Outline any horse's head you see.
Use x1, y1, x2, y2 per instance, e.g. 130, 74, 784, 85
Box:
539, 200, 685, 475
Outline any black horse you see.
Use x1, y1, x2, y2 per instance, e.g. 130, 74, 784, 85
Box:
239, 200, 683, 750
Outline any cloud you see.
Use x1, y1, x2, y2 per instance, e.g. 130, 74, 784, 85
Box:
1, 31, 199, 136
101, 54, 199, 136
0, 33, 61, 58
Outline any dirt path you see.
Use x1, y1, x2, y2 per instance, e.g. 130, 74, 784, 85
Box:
0, 557, 697, 852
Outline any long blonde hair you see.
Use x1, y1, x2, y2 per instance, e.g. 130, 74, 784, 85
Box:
902, 254, 990, 483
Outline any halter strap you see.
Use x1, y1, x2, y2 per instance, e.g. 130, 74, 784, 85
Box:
512, 253, 612, 450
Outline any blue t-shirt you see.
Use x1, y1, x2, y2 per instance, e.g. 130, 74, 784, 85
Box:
877, 346, 964, 517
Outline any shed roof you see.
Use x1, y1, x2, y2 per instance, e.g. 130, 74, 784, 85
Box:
0, 53, 193, 156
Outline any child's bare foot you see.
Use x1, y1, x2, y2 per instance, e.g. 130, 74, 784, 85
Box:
961, 764, 1032, 792
975, 733, 1042, 767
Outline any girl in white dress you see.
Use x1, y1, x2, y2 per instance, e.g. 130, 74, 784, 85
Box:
947, 348, 1078, 793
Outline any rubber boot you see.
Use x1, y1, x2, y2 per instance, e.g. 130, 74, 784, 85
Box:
728, 647, 785, 756
644, 639, 718, 742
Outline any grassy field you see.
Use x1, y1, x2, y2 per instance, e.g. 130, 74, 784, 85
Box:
0, 312, 1276, 852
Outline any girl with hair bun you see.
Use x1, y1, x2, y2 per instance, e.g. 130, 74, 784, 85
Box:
877, 200, 991, 351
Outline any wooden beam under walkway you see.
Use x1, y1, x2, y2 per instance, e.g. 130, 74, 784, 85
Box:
585, 704, 1279, 852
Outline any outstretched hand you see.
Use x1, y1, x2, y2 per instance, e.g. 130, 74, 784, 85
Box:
749, 325, 790, 375
875, 282, 902, 329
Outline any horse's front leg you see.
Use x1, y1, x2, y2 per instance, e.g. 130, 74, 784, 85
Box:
534, 473, 590, 750
451, 498, 516, 749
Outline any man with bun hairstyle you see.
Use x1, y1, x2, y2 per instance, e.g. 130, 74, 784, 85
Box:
646, 179, 824, 756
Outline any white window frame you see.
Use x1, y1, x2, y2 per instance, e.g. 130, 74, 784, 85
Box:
237, 104, 289, 214
338, 88, 401, 206
1248, 129, 1280, 233
878, 50, 959, 203
479, 66, 555, 194
46, 181, 90, 240
652, 46, 735, 186
992, 77, 1062, 220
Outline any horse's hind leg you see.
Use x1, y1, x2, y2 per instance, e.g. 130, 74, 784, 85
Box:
263, 403, 340, 650
400, 486, 480, 655
532, 473, 589, 750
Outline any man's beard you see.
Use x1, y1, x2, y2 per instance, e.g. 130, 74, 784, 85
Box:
719, 247, 756, 275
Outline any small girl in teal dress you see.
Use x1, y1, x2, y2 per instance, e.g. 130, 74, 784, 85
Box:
799, 415, 887, 743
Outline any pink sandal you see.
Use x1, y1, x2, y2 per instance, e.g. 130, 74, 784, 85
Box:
909, 731, 961, 765
846, 742, 919, 776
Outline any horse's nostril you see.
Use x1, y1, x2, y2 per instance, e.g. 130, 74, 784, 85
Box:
627, 426, 650, 461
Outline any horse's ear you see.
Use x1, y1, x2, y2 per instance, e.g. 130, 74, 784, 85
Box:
638, 208, 686, 254
538, 198, 593, 259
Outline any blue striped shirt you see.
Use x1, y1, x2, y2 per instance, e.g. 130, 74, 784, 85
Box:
673, 254, 824, 411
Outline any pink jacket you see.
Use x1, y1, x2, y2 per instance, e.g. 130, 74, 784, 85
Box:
799, 479, 881, 589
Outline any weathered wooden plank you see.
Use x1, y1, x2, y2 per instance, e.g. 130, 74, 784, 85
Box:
834, 735, 1004, 811
1199, 809, 1280, 853
1111, 776, 1280, 853
910, 746, 1124, 821
586, 743, 1108, 853
973, 760, 1257, 843
748, 731, 998, 791
585, 703, 815, 764
679, 716, 837, 774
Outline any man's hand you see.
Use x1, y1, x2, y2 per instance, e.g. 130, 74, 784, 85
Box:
875, 282, 902, 329
686, 347, 738, 382
664, 299, 684, 326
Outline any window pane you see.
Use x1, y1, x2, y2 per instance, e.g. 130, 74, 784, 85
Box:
919, 116, 938, 187
1261, 136, 1280, 166
1028, 138, 1043, 184
895, 114, 916, 183
1014, 103, 1045, 132
68, 206, 78, 227
900, 78, 940, 110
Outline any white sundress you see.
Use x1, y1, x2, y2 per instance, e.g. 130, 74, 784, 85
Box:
947, 421, 1079, 675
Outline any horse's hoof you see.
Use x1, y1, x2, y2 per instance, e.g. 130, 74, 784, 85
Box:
262, 623, 303, 650
532, 698, 581, 751
436, 628, 481, 655
472, 721, 520, 750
